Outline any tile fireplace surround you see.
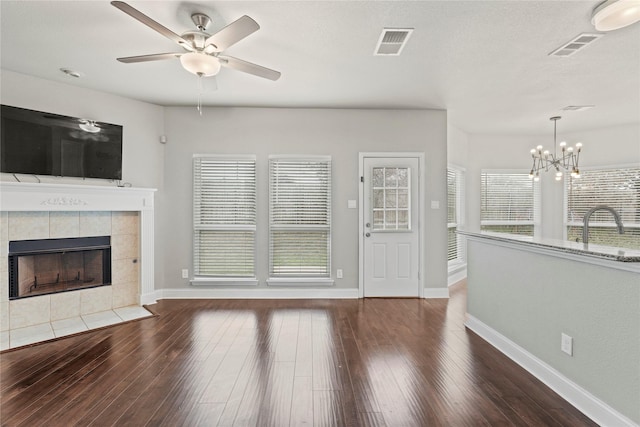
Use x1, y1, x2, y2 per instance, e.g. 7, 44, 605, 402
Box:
0, 182, 156, 349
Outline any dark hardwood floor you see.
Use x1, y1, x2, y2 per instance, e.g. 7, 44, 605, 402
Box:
1, 281, 597, 426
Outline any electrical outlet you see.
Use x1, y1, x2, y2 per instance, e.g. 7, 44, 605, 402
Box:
561, 333, 573, 356
181, 269, 189, 279
337, 269, 343, 279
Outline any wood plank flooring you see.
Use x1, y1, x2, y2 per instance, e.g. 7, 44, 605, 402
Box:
0, 281, 597, 426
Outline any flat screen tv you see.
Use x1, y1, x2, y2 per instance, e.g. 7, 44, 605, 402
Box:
1, 105, 123, 180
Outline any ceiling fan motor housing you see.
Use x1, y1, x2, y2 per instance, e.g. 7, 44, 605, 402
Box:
180, 31, 211, 50
191, 13, 211, 31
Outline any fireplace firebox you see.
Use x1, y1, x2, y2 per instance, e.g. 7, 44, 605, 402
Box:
8, 236, 112, 300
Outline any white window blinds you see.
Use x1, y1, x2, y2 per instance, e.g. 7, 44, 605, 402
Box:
481, 171, 539, 236
269, 156, 331, 277
193, 156, 256, 277
566, 166, 640, 249
447, 166, 465, 265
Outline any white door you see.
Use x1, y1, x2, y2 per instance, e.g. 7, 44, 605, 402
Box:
363, 157, 420, 297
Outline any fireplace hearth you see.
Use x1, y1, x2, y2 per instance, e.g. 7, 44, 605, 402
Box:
9, 236, 112, 300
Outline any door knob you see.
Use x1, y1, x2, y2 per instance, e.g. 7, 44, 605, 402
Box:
365, 232, 371, 237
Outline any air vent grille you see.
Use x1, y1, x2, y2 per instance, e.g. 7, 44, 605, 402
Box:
374, 28, 414, 56
561, 105, 595, 112
382, 31, 408, 44
549, 33, 603, 57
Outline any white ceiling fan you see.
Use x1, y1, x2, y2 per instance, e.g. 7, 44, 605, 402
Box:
111, 1, 281, 81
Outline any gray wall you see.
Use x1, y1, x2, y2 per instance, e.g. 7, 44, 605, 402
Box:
0, 71, 449, 295
162, 107, 448, 292
467, 238, 640, 423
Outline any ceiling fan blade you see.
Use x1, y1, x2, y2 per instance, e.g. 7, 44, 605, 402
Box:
205, 15, 259, 52
218, 55, 281, 81
117, 53, 182, 63
111, 1, 190, 47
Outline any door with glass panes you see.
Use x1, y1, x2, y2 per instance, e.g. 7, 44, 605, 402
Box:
363, 157, 420, 297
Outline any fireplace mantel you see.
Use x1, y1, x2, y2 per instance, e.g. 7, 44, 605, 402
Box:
1, 182, 157, 304
0, 182, 154, 212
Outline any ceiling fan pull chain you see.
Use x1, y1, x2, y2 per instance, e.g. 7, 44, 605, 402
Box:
197, 74, 204, 115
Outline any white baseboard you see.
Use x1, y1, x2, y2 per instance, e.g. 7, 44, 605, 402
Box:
465, 315, 638, 427
448, 267, 467, 286
157, 287, 359, 299
140, 291, 160, 306
423, 287, 450, 299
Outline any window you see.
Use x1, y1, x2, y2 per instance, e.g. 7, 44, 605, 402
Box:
372, 167, 411, 231
193, 155, 256, 279
269, 156, 331, 279
447, 166, 465, 266
481, 170, 540, 237
566, 166, 640, 249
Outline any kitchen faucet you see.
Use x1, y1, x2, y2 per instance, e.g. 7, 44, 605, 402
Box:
582, 205, 624, 244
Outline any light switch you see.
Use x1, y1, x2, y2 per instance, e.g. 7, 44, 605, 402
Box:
348, 200, 357, 209
431, 200, 440, 209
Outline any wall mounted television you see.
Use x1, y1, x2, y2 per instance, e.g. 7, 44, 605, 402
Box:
1, 105, 123, 180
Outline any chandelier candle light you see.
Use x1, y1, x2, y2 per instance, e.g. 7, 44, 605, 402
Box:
529, 116, 582, 182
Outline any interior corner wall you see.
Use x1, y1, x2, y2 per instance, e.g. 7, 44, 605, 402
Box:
162, 107, 448, 293
447, 123, 469, 168
0, 70, 167, 290
465, 123, 640, 239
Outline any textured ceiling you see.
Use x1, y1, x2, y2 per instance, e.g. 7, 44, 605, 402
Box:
1, 1, 639, 135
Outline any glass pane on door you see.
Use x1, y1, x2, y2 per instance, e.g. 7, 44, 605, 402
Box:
371, 167, 411, 231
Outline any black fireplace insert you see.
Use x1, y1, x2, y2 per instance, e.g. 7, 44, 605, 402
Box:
8, 236, 112, 300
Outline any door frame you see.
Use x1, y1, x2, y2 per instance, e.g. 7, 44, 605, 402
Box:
358, 152, 426, 298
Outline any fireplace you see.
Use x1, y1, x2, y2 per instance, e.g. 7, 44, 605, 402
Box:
9, 236, 112, 300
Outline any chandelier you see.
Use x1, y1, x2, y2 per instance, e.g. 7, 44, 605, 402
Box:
529, 116, 582, 182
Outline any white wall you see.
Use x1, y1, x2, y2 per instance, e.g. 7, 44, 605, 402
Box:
447, 123, 469, 168
0, 70, 167, 290
466, 123, 640, 238
162, 107, 448, 293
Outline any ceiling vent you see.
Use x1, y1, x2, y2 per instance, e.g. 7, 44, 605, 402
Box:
374, 28, 414, 56
549, 33, 603, 57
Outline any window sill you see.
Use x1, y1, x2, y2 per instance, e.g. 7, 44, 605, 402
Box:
266, 278, 335, 287
190, 277, 259, 286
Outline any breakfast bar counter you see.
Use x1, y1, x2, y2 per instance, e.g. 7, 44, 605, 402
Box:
459, 230, 639, 426
458, 230, 640, 267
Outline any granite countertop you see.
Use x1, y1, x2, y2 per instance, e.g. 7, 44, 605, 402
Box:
457, 230, 640, 263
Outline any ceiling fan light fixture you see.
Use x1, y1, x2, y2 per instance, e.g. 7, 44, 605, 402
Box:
180, 52, 220, 77
592, 0, 640, 31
